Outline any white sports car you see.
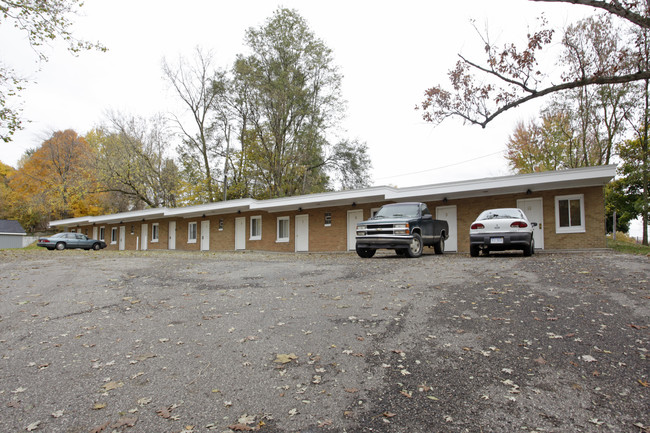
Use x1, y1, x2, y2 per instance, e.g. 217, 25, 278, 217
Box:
469, 208, 535, 257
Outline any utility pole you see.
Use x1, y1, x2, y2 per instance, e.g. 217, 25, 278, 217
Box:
223, 125, 231, 202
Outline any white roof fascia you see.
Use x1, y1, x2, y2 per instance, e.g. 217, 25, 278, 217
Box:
49, 216, 94, 227
387, 165, 616, 201
89, 208, 168, 225
0, 232, 26, 236
164, 198, 256, 218
250, 186, 395, 213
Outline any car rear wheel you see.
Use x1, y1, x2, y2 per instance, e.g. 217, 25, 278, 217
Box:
470, 245, 479, 257
523, 237, 534, 257
406, 233, 423, 258
92, 243, 101, 251
55, 242, 65, 250
356, 247, 376, 258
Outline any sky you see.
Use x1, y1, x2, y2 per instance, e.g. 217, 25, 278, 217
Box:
1, 0, 595, 183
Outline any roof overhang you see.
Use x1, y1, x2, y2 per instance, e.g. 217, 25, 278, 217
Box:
386, 165, 617, 202
47, 166, 617, 227
251, 187, 393, 213
164, 198, 256, 218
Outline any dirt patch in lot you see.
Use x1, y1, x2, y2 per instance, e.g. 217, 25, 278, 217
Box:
0, 249, 648, 432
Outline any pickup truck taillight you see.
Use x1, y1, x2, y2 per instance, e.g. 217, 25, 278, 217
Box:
471, 223, 484, 229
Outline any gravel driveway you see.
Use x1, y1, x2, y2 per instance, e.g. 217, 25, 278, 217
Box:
0, 249, 648, 433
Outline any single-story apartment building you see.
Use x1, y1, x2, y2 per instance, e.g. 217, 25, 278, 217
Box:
0, 219, 27, 249
49, 165, 617, 253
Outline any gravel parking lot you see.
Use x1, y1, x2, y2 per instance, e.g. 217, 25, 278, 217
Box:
0, 249, 648, 433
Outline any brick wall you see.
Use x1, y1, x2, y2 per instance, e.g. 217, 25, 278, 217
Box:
69, 185, 606, 253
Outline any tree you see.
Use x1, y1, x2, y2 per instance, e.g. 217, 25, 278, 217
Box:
6, 129, 107, 230
90, 112, 180, 210
233, 8, 370, 197
417, 0, 649, 128
162, 48, 225, 204
0, 0, 106, 142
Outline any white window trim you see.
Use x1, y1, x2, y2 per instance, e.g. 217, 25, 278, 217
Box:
151, 223, 159, 242
555, 194, 586, 234
99, 226, 105, 241
111, 227, 118, 244
276, 216, 290, 243
188, 221, 198, 243
250, 216, 262, 240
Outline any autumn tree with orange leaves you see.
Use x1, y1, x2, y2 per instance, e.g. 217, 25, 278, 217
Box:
5, 129, 109, 230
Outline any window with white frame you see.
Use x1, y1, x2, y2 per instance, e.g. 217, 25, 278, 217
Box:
188, 222, 198, 243
111, 227, 117, 244
99, 226, 105, 241
277, 216, 290, 242
250, 216, 262, 240
151, 223, 159, 242
555, 194, 585, 233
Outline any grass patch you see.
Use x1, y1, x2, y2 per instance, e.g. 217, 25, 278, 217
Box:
607, 234, 650, 255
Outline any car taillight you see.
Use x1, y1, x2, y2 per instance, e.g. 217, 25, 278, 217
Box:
471, 223, 484, 229
40, 239, 49, 243
510, 221, 528, 228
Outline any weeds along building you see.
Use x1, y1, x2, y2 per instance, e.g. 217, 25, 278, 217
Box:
49, 165, 616, 253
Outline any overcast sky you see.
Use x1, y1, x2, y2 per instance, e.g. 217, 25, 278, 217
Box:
1, 0, 592, 187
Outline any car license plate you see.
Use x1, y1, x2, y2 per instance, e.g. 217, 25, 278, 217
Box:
490, 237, 504, 244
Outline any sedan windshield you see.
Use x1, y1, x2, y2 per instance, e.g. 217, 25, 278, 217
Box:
478, 209, 523, 220
375, 204, 419, 218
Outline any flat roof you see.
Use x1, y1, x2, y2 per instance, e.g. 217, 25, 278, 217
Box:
49, 165, 617, 227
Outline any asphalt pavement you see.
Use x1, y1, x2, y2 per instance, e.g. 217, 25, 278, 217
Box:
0, 248, 648, 432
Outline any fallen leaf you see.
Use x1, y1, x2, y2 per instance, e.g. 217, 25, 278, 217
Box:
400, 390, 412, 398
345, 388, 359, 393
383, 411, 396, 418
534, 356, 547, 365
227, 424, 252, 431
26, 421, 40, 431
638, 379, 649, 387
274, 353, 298, 364
102, 381, 123, 391
92, 403, 106, 410
137, 397, 152, 406
89, 421, 110, 433
110, 416, 137, 428
51, 410, 64, 418
581, 355, 597, 363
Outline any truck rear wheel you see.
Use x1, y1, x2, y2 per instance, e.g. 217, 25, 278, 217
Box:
356, 247, 376, 258
434, 236, 445, 255
406, 233, 423, 258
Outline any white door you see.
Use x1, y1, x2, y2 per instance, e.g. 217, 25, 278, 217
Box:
235, 217, 246, 250
119, 226, 126, 251
295, 214, 309, 252
92, 227, 98, 240
168, 221, 176, 250
347, 210, 364, 251
436, 205, 458, 252
200, 220, 210, 251
518, 197, 544, 249
141, 223, 148, 250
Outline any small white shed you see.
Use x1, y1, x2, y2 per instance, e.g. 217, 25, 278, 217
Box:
0, 220, 27, 249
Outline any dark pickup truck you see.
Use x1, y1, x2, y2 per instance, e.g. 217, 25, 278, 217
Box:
355, 202, 449, 258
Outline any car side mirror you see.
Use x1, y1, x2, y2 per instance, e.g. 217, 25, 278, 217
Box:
422, 214, 432, 220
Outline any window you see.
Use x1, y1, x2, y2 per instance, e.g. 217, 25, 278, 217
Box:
111, 227, 118, 244
371, 208, 381, 218
277, 217, 290, 242
99, 227, 105, 241
219, 219, 224, 231
324, 212, 332, 226
250, 216, 262, 240
151, 223, 159, 242
555, 194, 585, 233
188, 222, 198, 243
